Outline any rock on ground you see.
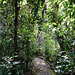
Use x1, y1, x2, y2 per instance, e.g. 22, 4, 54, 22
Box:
32, 57, 55, 75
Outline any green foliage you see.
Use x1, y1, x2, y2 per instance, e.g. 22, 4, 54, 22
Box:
55, 51, 75, 75
0, 66, 4, 75
0, 0, 75, 74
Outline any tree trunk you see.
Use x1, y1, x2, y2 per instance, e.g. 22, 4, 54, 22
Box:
14, 0, 18, 53
12, 0, 19, 74
26, 36, 30, 71
57, 35, 65, 51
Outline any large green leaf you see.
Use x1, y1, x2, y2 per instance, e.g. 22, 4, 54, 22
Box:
53, 0, 58, 3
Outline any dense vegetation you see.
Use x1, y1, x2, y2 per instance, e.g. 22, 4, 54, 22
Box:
0, 0, 75, 75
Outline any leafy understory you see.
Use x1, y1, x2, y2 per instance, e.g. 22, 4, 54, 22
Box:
0, 0, 75, 75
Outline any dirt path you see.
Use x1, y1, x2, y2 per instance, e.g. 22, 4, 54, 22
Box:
32, 57, 55, 75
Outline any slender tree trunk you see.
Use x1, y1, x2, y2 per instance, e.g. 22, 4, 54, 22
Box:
11, 0, 19, 74
14, 0, 18, 53
25, 36, 30, 71
56, 35, 65, 51
25, 18, 30, 71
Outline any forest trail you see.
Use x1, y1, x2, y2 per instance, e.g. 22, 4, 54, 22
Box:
32, 57, 55, 75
